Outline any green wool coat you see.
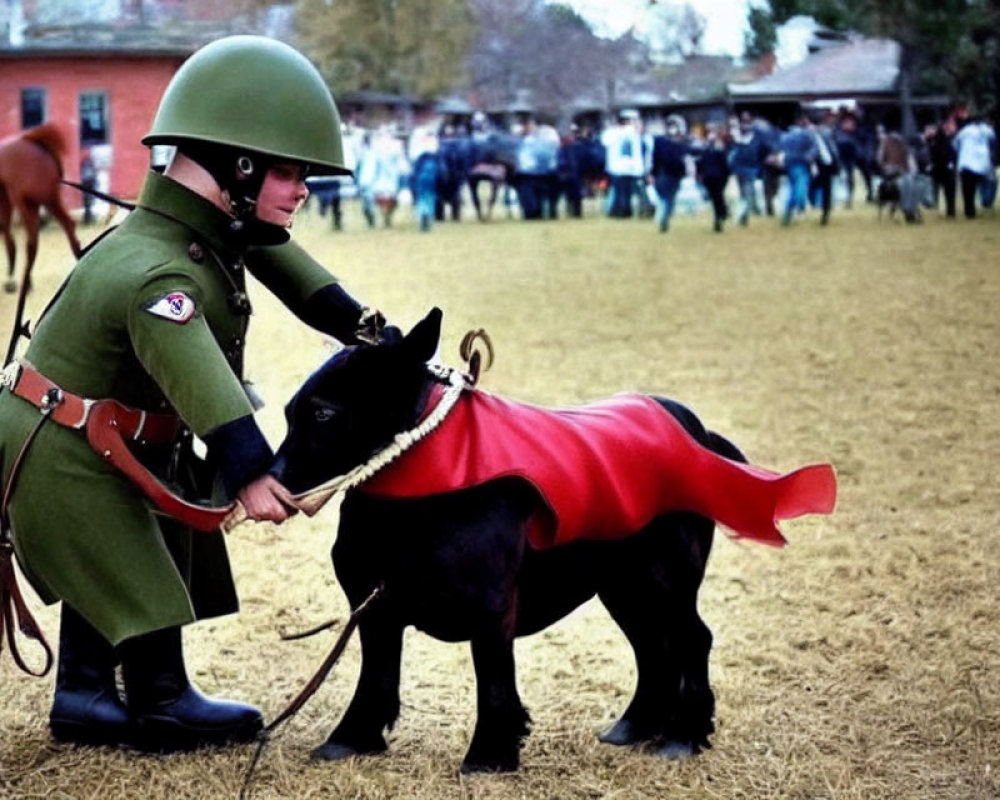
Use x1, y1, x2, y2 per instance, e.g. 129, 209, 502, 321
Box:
0, 171, 337, 645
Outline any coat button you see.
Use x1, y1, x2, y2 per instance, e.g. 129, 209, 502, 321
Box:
188, 242, 204, 262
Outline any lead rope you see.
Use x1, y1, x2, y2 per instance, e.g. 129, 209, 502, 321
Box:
0, 381, 59, 677
239, 582, 384, 800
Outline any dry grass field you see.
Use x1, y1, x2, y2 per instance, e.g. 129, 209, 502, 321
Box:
0, 197, 997, 800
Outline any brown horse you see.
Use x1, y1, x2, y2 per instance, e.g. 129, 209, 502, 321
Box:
0, 123, 82, 293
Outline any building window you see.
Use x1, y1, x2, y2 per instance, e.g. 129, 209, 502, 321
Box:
21, 87, 46, 128
79, 91, 109, 146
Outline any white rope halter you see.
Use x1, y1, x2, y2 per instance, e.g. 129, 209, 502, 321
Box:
221, 362, 478, 533
293, 364, 471, 517
223, 364, 469, 532
289, 363, 470, 516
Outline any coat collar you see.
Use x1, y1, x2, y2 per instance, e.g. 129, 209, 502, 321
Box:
134, 171, 289, 256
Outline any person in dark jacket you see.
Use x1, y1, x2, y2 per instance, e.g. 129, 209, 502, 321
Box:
924, 121, 956, 217
728, 114, 767, 226
557, 124, 586, 218
650, 115, 690, 233
434, 125, 467, 222
809, 111, 841, 225
833, 109, 863, 209
752, 116, 782, 216
696, 124, 731, 233
777, 115, 817, 225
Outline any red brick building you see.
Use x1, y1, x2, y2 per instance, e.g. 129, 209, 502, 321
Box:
0, 41, 193, 207
0, 0, 281, 210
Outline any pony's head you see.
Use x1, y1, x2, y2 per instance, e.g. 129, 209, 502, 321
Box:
273, 307, 442, 494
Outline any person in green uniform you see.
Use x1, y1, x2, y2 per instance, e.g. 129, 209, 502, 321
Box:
0, 36, 379, 752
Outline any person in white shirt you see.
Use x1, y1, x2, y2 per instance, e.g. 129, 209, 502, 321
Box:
601, 110, 648, 218
952, 117, 997, 218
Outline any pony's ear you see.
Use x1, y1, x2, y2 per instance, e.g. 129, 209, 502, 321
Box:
402, 307, 442, 362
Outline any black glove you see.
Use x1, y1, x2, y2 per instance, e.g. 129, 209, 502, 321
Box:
300, 282, 364, 344
301, 283, 398, 345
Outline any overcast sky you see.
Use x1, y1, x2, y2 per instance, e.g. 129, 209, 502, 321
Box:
559, 0, 752, 56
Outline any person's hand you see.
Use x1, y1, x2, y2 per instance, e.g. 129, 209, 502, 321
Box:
238, 474, 298, 524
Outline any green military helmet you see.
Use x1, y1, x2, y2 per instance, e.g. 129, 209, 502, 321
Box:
143, 35, 350, 176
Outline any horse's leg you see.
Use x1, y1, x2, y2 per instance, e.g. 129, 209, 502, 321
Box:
0, 190, 15, 293
596, 514, 715, 758
486, 179, 500, 221
468, 177, 483, 221
462, 632, 531, 773
15, 201, 40, 294
46, 198, 82, 258
312, 609, 404, 761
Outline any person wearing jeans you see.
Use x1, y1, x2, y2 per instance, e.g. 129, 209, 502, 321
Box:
777, 114, 817, 226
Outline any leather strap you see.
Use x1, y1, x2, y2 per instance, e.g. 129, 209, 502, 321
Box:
0, 377, 59, 678
10, 361, 180, 443
0, 539, 53, 677
85, 401, 235, 532
9, 362, 233, 532
240, 583, 384, 797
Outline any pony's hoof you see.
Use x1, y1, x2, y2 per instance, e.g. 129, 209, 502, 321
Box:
653, 740, 697, 760
598, 718, 644, 746
311, 742, 361, 762
460, 755, 519, 774
3, 279, 16, 294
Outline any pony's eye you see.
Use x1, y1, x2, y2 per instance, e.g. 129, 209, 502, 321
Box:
314, 406, 336, 423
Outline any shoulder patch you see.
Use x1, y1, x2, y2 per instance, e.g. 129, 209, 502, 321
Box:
145, 291, 197, 324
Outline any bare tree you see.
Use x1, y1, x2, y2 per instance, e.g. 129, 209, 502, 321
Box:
639, 1, 707, 62
466, 0, 648, 118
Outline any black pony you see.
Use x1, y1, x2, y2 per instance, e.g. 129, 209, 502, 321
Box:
272, 308, 747, 773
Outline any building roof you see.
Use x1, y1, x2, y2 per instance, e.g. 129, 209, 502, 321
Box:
0, 21, 251, 58
339, 90, 422, 107
729, 38, 901, 101
569, 55, 755, 114
646, 54, 758, 106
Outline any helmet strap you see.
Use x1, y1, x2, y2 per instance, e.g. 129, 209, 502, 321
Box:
180, 144, 267, 224
228, 154, 263, 223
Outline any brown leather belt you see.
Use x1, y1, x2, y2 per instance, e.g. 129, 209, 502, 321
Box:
7, 361, 234, 532
10, 361, 179, 443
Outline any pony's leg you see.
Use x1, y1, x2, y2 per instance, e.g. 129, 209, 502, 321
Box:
312, 611, 404, 761
462, 632, 530, 773
596, 514, 715, 757
0, 190, 15, 292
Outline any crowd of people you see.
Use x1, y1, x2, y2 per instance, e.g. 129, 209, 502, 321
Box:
308, 104, 998, 234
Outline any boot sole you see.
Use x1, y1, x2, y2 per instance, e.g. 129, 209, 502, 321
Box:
131, 716, 263, 753
50, 717, 134, 748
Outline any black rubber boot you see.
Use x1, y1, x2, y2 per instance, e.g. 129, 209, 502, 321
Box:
119, 626, 263, 753
49, 605, 133, 746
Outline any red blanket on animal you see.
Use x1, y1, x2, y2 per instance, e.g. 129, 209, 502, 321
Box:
360, 387, 837, 549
